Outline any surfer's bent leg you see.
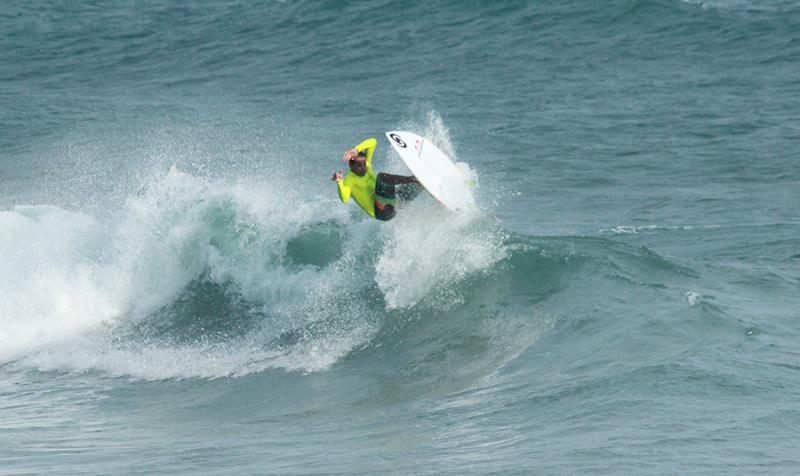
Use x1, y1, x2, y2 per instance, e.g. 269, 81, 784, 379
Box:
377, 172, 418, 185
398, 182, 421, 202
374, 174, 397, 221
377, 174, 421, 202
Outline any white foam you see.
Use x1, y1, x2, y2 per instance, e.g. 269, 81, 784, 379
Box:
685, 291, 703, 307
22, 330, 367, 379
600, 224, 720, 235
2, 112, 502, 378
374, 111, 504, 309
376, 204, 506, 309
1, 165, 384, 378
0, 206, 124, 361
682, 0, 795, 12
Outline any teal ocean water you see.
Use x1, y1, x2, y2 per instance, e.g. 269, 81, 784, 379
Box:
2, 1, 799, 474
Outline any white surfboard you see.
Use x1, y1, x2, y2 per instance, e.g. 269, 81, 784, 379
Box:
385, 131, 476, 212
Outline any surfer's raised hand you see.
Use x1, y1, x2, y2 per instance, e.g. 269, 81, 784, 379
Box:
342, 148, 359, 163
331, 170, 343, 182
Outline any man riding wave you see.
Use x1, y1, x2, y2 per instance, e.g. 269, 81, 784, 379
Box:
332, 137, 420, 221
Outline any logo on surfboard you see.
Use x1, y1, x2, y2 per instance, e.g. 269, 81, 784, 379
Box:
414, 139, 423, 156
388, 133, 407, 148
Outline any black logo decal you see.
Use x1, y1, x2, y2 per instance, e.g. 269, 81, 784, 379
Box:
389, 133, 407, 148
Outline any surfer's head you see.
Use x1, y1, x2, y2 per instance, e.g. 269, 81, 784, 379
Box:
348, 152, 367, 176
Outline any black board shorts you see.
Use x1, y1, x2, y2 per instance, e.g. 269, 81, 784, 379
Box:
373, 178, 421, 221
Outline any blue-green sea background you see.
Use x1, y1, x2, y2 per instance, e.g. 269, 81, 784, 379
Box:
2, 1, 799, 474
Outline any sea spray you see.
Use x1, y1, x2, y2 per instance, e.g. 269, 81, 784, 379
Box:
0, 206, 121, 361
376, 205, 506, 309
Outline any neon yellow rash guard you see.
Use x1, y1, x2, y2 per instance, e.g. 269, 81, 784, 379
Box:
337, 137, 378, 218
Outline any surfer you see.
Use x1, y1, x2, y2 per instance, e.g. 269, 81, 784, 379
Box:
332, 137, 420, 221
